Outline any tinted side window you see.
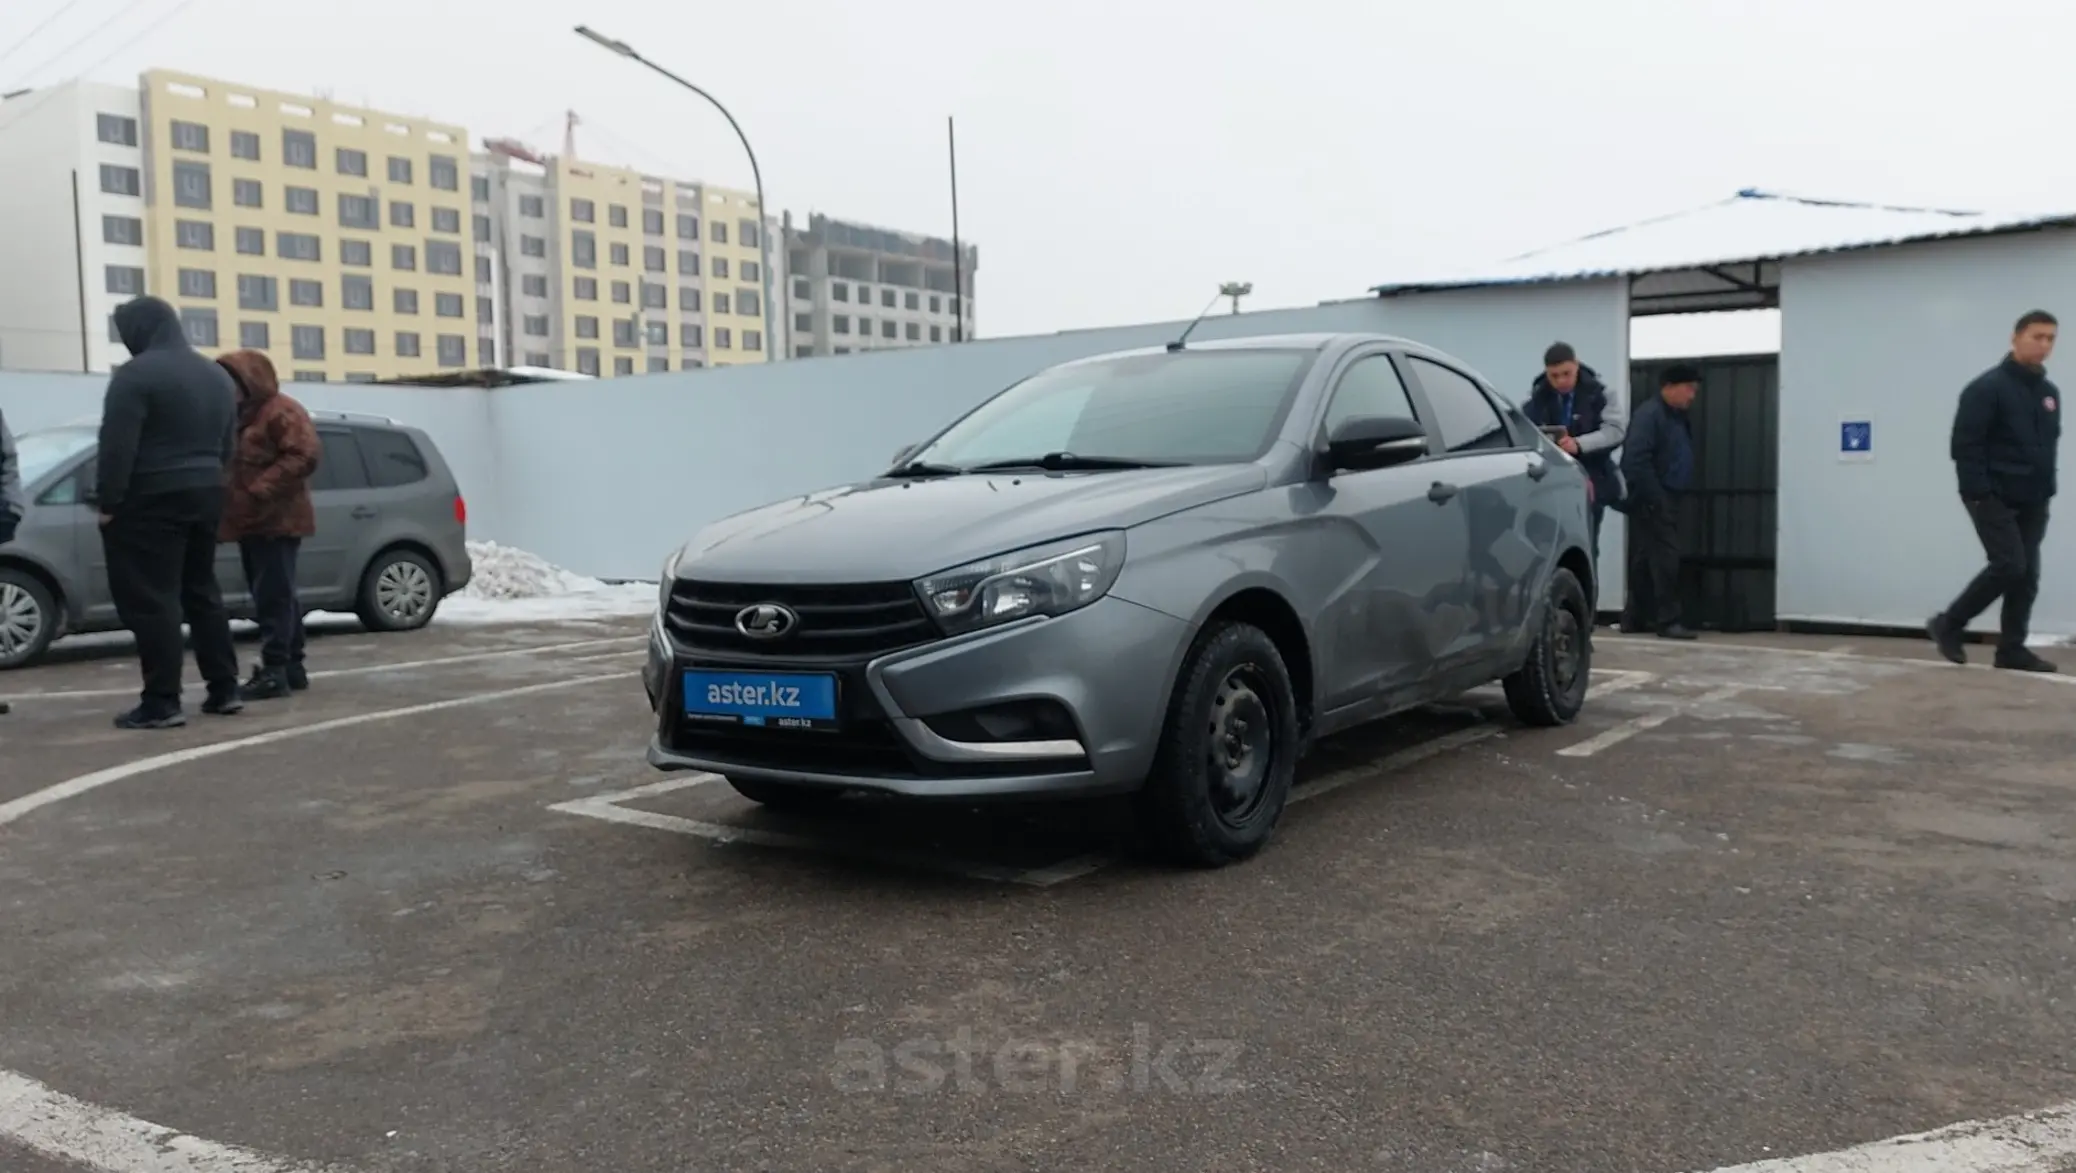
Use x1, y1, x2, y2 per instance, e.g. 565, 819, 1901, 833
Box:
1321, 354, 1420, 436
358, 427, 429, 487
1409, 358, 1512, 453
312, 429, 371, 492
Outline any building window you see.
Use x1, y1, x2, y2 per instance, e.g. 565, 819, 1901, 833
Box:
393, 288, 419, 314
342, 327, 375, 355
712, 257, 729, 280
523, 314, 549, 336
228, 129, 260, 160
171, 161, 211, 209
743, 330, 761, 353
396, 331, 421, 357
180, 307, 218, 347
169, 120, 209, 152
474, 255, 491, 282
389, 200, 415, 228
793, 313, 812, 333
645, 321, 668, 346
576, 348, 600, 376
391, 243, 416, 271
323, 193, 372, 228
289, 279, 323, 307
570, 198, 594, 223
609, 242, 629, 267
238, 275, 278, 310
434, 292, 463, 318
570, 230, 596, 270
793, 278, 810, 300
176, 220, 215, 251
425, 240, 462, 275
612, 356, 633, 377
473, 214, 491, 243
96, 113, 137, 145
680, 287, 701, 312
713, 293, 732, 316
291, 324, 325, 359
905, 321, 921, 341
676, 250, 700, 277
518, 235, 547, 259
233, 178, 263, 208
648, 356, 668, 373
432, 334, 466, 366
641, 283, 667, 309
102, 215, 143, 246
930, 295, 942, 313
177, 268, 216, 299
930, 325, 942, 342
573, 277, 598, 301
281, 185, 318, 215
574, 316, 598, 339
470, 175, 490, 201
342, 274, 374, 310
524, 351, 550, 366
644, 245, 666, 273
904, 291, 921, 311
743, 260, 760, 282
283, 129, 317, 169
642, 208, 664, 235
714, 327, 732, 349
612, 318, 637, 347
98, 164, 140, 196
832, 282, 849, 303
240, 321, 269, 348
738, 220, 760, 249
710, 221, 727, 245
606, 281, 628, 305
432, 206, 461, 234
676, 214, 698, 240
858, 317, 872, 336
336, 147, 367, 176
387, 156, 413, 183
832, 314, 850, 335
277, 232, 320, 261
519, 194, 545, 217
428, 155, 459, 191
294, 371, 326, 382
680, 323, 702, 348
880, 319, 896, 339
609, 204, 628, 228
105, 265, 145, 295
521, 274, 548, 297
737, 289, 760, 316
341, 239, 371, 267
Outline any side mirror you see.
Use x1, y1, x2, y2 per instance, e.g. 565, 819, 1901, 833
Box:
1323, 415, 1428, 473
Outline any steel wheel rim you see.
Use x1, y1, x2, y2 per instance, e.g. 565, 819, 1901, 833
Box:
1552, 601, 1584, 692
375, 561, 433, 621
1206, 664, 1277, 828
0, 583, 42, 658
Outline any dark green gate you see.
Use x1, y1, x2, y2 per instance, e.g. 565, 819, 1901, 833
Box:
1626, 354, 1780, 632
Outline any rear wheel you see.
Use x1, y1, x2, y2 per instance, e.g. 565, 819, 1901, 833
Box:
355, 548, 442, 632
725, 775, 847, 812
1133, 621, 1300, 868
0, 567, 59, 670
1503, 566, 1592, 726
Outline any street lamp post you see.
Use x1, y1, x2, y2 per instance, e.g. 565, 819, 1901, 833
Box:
1219, 281, 1253, 315
575, 25, 777, 364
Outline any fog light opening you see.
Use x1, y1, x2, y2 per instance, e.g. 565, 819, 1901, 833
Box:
923, 699, 1080, 745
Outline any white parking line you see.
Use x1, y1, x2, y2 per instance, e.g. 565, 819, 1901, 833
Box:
1556, 684, 1747, 758
0, 636, 640, 704
1696, 1099, 2076, 1171
0, 1066, 355, 1172
1598, 632, 2076, 687
0, 672, 626, 829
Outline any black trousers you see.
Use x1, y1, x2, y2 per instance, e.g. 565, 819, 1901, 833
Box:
1625, 497, 1683, 629
239, 536, 305, 669
1942, 496, 2050, 652
101, 486, 238, 708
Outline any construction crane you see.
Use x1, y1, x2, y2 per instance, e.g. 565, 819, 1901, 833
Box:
483, 110, 581, 168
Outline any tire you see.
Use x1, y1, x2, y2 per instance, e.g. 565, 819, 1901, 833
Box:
355, 548, 442, 632
1133, 621, 1301, 868
1502, 566, 1592, 727
0, 566, 59, 670
725, 775, 846, 812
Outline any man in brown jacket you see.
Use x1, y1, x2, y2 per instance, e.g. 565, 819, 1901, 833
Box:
217, 350, 320, 699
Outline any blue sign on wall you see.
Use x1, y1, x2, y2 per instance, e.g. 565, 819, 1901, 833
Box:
1839, 418, 1873, 462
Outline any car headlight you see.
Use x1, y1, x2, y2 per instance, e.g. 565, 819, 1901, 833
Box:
915, 531, 1126, 637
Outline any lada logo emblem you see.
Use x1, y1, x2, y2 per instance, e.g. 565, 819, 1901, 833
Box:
734, 603, 798, 639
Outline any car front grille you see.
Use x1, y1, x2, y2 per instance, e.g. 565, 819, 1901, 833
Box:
664, 579, 938, 659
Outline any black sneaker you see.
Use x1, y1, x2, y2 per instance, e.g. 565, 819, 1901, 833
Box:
243, 665, 292, 701
286, 662, 309, 691
202, 683, 245, 715
1926, 614, 1967, 665
1994, 648, 2059, 673
115, 704, 186, 730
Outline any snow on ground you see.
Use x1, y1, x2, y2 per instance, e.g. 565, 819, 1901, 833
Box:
431, 541, 658, 625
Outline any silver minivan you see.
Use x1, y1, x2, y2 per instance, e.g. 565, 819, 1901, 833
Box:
0, 411, 473, 669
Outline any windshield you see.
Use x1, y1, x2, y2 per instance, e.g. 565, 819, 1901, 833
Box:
909, 349, 1316, 469
15, 426, 97, 486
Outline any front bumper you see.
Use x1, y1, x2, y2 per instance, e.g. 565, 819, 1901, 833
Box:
643, 595, 1190, 800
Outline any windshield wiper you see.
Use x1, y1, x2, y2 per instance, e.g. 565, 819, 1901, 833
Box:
966, 452, 1183, 473
884, 460, 968, 478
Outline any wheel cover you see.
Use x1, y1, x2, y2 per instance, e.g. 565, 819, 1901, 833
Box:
375, 561, 433, 621
1206, 664, 1277, 829
0, 582, 43, 659
1552, 599, 1585, 692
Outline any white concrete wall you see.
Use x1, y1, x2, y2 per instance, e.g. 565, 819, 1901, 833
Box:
1779, 228, 2076, 634
0, 280, 1631, 585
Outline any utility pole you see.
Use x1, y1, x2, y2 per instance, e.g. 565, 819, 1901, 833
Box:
1219, 281, 1253, 315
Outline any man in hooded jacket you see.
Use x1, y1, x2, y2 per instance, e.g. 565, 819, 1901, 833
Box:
98, 295, 244, 728
216, 349, 320, 699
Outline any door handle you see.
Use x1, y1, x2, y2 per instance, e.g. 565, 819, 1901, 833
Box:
350, 506, 378, 520
1526, 458, 1548, 481
1426, 482, 1458, 504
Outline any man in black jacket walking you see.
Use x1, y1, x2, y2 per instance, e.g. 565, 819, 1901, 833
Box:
1927, 310, 2062, 672
1619, 365, 1701, 640
98, 296, 245, 727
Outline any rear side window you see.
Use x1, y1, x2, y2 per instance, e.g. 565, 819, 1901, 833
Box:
356, 427, 429, 487
1408, 357, 1512, 454
311, 428, 370, 492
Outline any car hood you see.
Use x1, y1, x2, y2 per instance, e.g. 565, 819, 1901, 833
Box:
676, 463, 1269, 583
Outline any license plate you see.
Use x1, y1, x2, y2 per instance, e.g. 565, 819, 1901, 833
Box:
681, 669, 839, 730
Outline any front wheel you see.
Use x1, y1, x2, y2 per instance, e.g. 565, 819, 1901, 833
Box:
1502, 566, 1592, 726
1134, 621, 1301, 868
0, 567, 59, 670
356, 548, 442, 632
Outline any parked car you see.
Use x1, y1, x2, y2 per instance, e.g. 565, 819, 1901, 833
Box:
642, 333, 1598, 867
0, 411, 472, 669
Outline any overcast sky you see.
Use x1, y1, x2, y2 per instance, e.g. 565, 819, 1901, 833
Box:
1, 0, 2065, 350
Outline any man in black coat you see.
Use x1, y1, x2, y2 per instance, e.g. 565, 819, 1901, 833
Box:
1619, 365, 1701, 640
1927, 310, 2062, 672
98, 295, 246, 727
1523, 341, 1627, 562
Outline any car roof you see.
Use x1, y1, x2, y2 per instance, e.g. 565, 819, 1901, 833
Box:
1051, 331, 1458, 367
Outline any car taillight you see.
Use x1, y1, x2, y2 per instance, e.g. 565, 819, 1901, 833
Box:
453, 495, 467, 525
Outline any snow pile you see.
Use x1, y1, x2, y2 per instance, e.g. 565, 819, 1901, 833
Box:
433, 541, 658, 625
